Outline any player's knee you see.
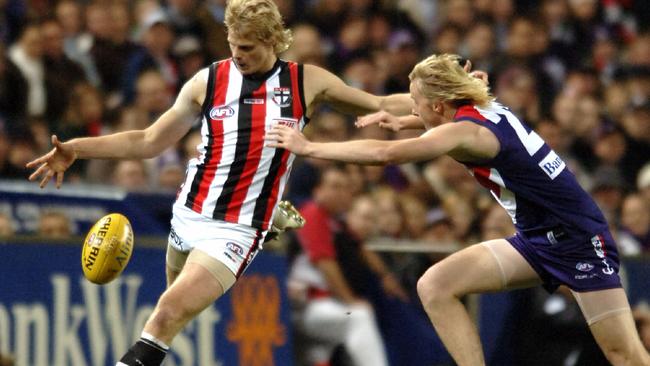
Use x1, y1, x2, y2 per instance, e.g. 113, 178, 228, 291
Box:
151, 297, 192, 330
417, 265, 454, 308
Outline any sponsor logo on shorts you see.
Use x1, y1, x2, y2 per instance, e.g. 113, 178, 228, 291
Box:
590, 235, 615, 275
226, 242, 245, 257
602, 260, 614, 275
576, 262, 594, 272
590, 235, 606, 258
169, 228, 183, 249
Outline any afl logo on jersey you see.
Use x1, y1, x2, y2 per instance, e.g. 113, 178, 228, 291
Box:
272, 87, 292, 107
210, 105, 235, 119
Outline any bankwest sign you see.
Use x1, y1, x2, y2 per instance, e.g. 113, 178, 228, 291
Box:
0, 243, 292, 366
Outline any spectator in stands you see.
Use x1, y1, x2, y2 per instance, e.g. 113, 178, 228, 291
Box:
422, 209, 457, 249
461, 21, 496, 74
372, 186, 403, 239
430, 23, 462, 55
289, 166, 390, 366
2, 130, 37, 180
399, 193, 428, 240
87, 2, 137, 101
0, 212, 15, 237
619, 103, 650, 182
112, 160, 149, 192
592, 125, 628, 180
55, 0, 101, 87
590, 165, 627, 226
342, 55, 383, 95
282, 23, 325, 66
135, 70, 175, 120
41, 18, 86, 123
192, 1, 230, 61
8, 23, 46, 118
56, 82, 104, 141
173, 35, 206, 85
625, 33, 650, 67
0, 42, 28, 127
493, 16, 556, 110
637, 163, 650, 206
385, 29, 420, 94
480, 203, 515, 241
156, 161, 184, 192
122, 10, 178, 105
618, 193, 650, 254
494, 66, 541, 123
0, 128, 18, 178
329, 15, 369, 73
37, 211, 72, 239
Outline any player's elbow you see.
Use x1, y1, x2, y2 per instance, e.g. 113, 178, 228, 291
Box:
141, 129, 165, 159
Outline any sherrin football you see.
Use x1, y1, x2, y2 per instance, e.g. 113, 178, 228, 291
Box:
81, 213, 134, 285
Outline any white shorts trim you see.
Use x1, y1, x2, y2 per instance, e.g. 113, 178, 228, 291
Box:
168, 204, 266, 277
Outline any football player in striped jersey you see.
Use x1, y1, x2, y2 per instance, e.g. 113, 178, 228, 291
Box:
26, 1, 420, 365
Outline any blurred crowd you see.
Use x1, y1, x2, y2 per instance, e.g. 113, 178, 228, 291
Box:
0, 0, 648, 252
1, 0, 650, 364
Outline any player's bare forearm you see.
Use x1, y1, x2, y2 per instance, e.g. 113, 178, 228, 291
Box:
72, 108, 192, 160
379, 93, 414, 116
267, 124, 457, 165
304, 139, 393, 165
67, 130, 149, 160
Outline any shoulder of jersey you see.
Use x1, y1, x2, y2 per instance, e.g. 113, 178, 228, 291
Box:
81, 213, 134, 285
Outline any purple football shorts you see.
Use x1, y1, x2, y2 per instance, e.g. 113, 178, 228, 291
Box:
506, 227, 622, 293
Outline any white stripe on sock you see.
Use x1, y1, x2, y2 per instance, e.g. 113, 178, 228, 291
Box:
141, 331, 170, 350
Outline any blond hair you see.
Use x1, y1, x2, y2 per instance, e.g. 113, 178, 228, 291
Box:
409, 54, 493, 107
225, 0, 293, 54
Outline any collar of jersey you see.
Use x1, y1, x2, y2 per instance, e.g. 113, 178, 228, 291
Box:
235, 58, 282, 81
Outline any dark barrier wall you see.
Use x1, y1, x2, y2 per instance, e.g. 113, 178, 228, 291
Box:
0, 242, 293, 366
0, 182, 175, 236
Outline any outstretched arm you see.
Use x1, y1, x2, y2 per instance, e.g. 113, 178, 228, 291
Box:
26, 69, 206, 188
304, 64, 414, 117
266, 121, 494, 165
355, 112, 426, 131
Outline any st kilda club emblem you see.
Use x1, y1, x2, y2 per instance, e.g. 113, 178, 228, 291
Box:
272, 87, 292, 107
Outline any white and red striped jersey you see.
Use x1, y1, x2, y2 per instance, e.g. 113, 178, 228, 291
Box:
174, 58, 307, 230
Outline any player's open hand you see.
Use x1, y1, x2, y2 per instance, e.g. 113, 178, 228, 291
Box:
355, 110, 402, 131
265, 124, 309, 155
25, 135, 77, 189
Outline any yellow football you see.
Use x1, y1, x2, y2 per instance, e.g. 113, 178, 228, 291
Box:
81, 213, 134, 285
